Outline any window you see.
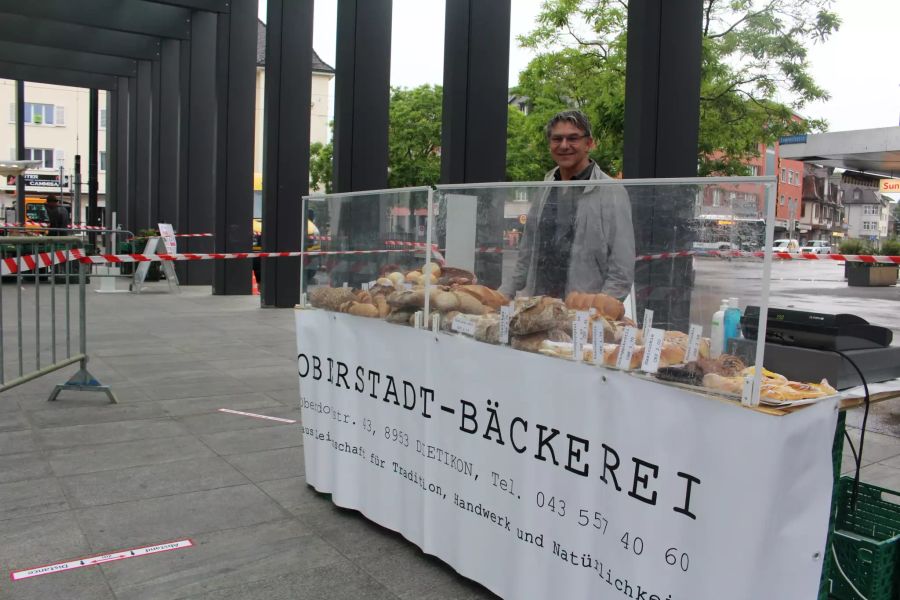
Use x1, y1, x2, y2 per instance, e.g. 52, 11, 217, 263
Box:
864, 205, 879, 215
24, 148, 54, 168
780, 168, 786, 183
779, 195, 784, 206
99, 151, 107, 172
853, 189, 862, 202
26, 103, 54, 125
748, 165, 759, 176
100, 109, 107, 129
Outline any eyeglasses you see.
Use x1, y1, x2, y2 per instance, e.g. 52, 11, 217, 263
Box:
549, 134, 590, 146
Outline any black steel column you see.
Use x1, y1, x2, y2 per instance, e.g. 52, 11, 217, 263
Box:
213, 0, 256, 295
148, 59, 161, 227
441, 0, 511, 184
622, 0, 703, 331
114, 76, 132, 233
157, 38, 181, 228
125, 76, 138, 234
106, 90, 116, 230
88, 89, 99, 233
14, 80, 24, 225
441, 0, 511, 287
333, 0, 392, 193
135, 60, 152, 232
183, 11, 217, 285
261, 0, 314, 307
331, 0, 392, 287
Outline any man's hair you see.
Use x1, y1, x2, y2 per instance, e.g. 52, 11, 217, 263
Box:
46, 194, 59, 204
545, 110, 592, 140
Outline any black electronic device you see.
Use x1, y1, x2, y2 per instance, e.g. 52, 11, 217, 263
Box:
741, 306, 892, 351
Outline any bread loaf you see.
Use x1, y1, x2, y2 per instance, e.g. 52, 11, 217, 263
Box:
564, 291, 625, 320
386, 308, 415, 324
454, 291, 488, 315
346, 302, 380, 318
432, 290, 460, 312
309, 287, 356, 311
509, 296, 568, 335
511, 328, 571, 353
454, 285, 509, 309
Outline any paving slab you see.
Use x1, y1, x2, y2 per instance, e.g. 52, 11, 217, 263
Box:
175, 562, 398, 600
76, 484, 290, 550
179, 406, 301, 435
155, 392, 283, 417
200, 423, 303, 456
34, 417, 189, 450
0, 430, 35, 455
224, 446, 306, 483
0, 452, 53, 484
0, 476, 68, 521
60, 457, 249, 508
26, 403, 168, 429
102, 520, 342, 600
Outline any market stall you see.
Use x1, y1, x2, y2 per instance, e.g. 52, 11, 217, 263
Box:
296, 178, 895, 599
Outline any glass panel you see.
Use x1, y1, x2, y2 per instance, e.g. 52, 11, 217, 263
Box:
302, 189, 433, 322
296, 178, 854, 408
431, 178, 779, 406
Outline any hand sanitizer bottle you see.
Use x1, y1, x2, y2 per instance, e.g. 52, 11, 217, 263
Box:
710, 299, 728, 359
723, 298, 742, 354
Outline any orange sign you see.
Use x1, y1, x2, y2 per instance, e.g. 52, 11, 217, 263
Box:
518, 214, 527, 225
881, 179, 900, 193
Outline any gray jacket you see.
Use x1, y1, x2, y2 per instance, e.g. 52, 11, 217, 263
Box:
499, 164, 635, 300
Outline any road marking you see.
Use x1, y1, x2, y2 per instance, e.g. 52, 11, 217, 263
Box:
10, 539, 193, 581
218, 408, 297, 424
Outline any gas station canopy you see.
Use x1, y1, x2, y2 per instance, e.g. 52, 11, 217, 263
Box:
779, 126, 900, 178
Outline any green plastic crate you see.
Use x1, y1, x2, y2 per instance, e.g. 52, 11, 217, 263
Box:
824, 477, 900, 600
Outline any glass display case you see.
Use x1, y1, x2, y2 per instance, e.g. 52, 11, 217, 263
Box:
302, 177, 842, 407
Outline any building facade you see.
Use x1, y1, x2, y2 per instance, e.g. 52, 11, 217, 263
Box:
0, 82, 108, 223
0, 19, 334, 227
840, 170, 891, 242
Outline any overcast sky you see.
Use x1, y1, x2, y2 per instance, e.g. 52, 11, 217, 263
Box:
259, 0, 900, 133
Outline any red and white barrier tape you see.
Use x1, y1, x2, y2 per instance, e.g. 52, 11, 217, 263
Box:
0, 222, 111, 231
637, 249, 900, 263
1, 249, 83, 276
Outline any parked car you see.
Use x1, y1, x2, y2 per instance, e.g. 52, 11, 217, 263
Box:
771, 239, 800, 253
800, 240, 832, 254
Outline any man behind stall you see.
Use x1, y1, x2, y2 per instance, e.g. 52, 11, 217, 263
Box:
500, 110, 635, 301
44, 194, 70, 236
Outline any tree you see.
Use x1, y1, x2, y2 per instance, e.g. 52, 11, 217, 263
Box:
388, 85, 443, 188
309, 141, 333, 194
514, 0, 840, 176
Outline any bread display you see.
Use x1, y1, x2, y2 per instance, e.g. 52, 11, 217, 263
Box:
304, 263, 837, 406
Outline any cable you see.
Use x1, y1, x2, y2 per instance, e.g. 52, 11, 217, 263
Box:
831, 544, 870, 600
843, 429, 858, 469
827, 349, 870, 511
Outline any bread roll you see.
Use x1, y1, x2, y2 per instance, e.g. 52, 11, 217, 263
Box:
387, 289, 425, 308
474, 314, 501, 344
387, 272, 406, 285
659, 342, 686, 367
374, 295, 390, 318
605, 344, 644, 370
347, 302, 380, 318
432, 290, 460, 312
376, 277, 393, 288
386, 308, 415, 324
454, 291, 488, 315
405, 271, 423, 284
455, 285, 509, 309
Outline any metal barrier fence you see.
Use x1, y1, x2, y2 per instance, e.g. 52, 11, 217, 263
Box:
0, 236, 116, 402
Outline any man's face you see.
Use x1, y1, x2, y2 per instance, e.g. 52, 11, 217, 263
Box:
548, 121, 595, 173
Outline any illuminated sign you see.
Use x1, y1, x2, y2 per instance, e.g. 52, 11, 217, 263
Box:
880, 179, 900, 193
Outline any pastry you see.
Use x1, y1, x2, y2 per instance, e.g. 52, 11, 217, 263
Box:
564, 291, 625, 320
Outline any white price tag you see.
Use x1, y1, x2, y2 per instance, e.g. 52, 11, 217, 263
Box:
589, 307, 597, 316
451, 315, 477, 336
367, 280, 378, 289
361, 282, 371, 292
616, 326, 638, 370
640, 328, 665, 373
573, 311, 590, 361
592, 321, 605, 366
499, 305, 512, 345
685, 324, 703, 363
742, 374, 759, 406
403, 282, 414, 291
642, 308, 654, 333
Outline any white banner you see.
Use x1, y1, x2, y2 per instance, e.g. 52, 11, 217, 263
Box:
297, 310, 838, 600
